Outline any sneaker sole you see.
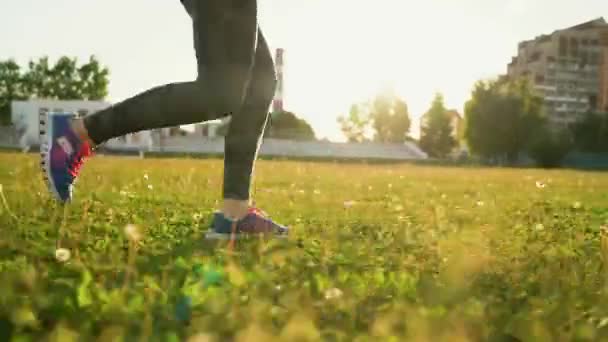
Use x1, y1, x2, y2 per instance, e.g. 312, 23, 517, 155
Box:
39, 112, 64, 203
204, 231, 289, 240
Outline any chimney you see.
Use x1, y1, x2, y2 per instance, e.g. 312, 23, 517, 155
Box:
272, 48, 285, 113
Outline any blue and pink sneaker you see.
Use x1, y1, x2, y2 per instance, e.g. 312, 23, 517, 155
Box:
40, 112, 93, 203
206, 207, 289, 240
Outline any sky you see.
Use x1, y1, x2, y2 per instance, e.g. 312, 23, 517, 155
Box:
1, 0, 607, 141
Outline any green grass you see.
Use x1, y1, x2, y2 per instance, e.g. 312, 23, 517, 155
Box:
1, 152, 608, 341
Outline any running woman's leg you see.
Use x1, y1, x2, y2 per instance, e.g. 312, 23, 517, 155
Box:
42, 0, 260, 203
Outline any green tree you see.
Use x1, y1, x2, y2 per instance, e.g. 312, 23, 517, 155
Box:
419, 93, 456, 158
0, 55, 109, 125
339, 92, 411, 143
464, 78, 544, 163
370, 94, 411, 143
266, 111, 316, 140
337, 103, 370, 143
528, 127, 573, 168
572, 111, 608, 152
0, 60, 27, 125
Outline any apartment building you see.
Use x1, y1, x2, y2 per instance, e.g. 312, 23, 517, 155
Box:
507, 18, 608, 128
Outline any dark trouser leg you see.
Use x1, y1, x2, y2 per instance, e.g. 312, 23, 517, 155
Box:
223, 30, 276, 200
83, 0, 259, 145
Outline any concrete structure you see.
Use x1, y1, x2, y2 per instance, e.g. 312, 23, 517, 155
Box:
134, 136, 428, 160
600, 30, 608, 112
272, 48, 285, 113
10, 99, 152, 149
507, 17, 608, 128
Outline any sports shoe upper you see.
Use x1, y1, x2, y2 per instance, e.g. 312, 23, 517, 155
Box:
40, 113, 92, 203
207, 207, 289, 239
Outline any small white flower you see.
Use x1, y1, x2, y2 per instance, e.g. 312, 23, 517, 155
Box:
275, 284, 282, 291
572, 201, 582, 209
535, 181, 546, 189
124, 224, 142, 242
535, 223, 545, 231
120, 190, 128, 197
147, 184, 153, 190
324, 287, 343, 300
143, 174, 149, 180
476, 201, 485, 207
55, 248, 71, 262
343, 200, 356, 208
192, 213, 202, 221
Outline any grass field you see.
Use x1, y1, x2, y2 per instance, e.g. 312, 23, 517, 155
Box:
1, 152, 608, 341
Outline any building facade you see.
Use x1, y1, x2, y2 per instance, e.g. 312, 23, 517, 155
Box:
507, 17, 608, 128
10, 99, 152, 148
600, 30, 608, 112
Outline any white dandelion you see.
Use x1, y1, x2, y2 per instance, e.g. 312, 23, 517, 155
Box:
343, 200, 356, 209
55, 248, 71, 263
324, 287, 343, 300
124, 224, 143, 242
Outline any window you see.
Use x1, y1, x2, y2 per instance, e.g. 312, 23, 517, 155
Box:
559, 36, 568, 56
38, 108, 49, 132
570, 37, 579, 58
535, 74, 545, 84
77, 109, 89, 118
590, 52, 599, 65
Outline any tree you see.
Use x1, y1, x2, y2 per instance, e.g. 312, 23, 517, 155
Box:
419, 93, 456, 158
528, 127, 573, 168
337, 103, 370, 143
266, 111, 316, 140
464, 78, 544, 163
0, 60, 27, 125
370, 94, 411, 143
338, 92, 411, 143
572, 111, 608, 152
0, 55, 109, 125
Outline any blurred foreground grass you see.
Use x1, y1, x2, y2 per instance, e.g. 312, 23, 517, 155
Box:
1, 152, 608, 341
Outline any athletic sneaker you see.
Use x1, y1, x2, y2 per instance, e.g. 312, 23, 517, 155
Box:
205, 207, 289, 239
40, 112, 93, 203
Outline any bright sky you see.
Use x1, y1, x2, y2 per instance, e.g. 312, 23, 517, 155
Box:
1, 0, 606, 141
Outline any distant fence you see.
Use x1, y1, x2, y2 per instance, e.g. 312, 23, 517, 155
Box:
104, 136, 428, 161
562, 153, 608, 170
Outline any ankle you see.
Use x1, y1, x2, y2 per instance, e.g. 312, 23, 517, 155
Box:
222, 199, 250, 221
71, 119, 94, 146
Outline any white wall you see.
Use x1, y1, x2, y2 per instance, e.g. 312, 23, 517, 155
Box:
10, 99, 153, 149
11, 99, 111, 146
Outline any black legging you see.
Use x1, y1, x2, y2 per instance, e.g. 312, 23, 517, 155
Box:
83, 0, 276, 201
